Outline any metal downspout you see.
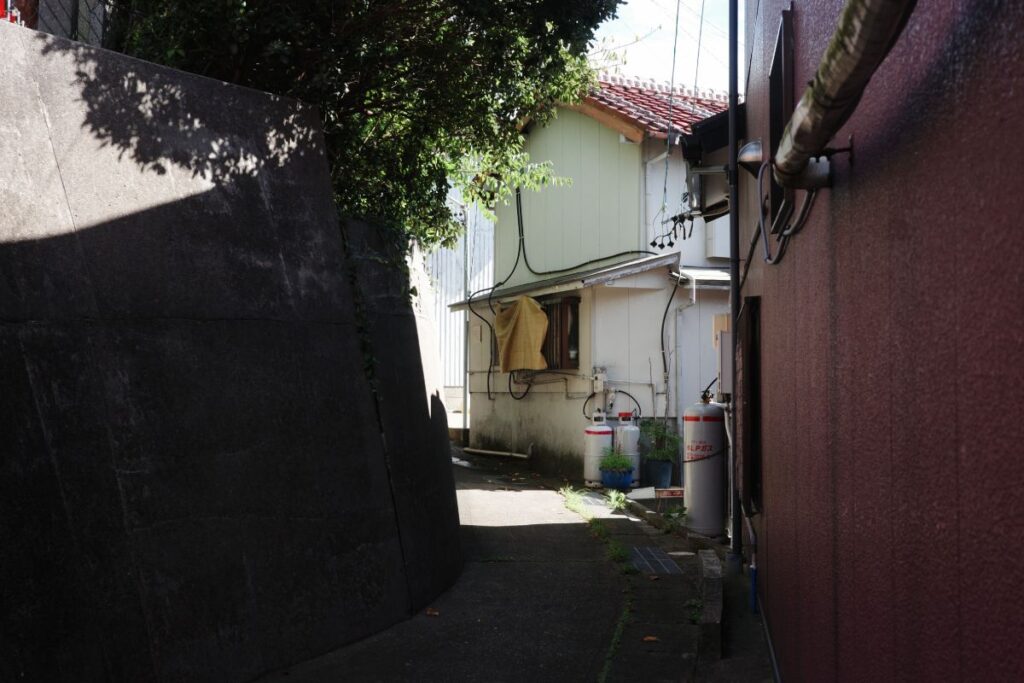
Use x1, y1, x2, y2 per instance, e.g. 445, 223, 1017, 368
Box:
462, 210, 470, 437
726, 0, 743, 575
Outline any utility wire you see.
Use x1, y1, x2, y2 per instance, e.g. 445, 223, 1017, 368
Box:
693, 0, 706, 91
655, 0, 683, 227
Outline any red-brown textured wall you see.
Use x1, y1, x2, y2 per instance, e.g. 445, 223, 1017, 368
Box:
740, 1, 1024, 680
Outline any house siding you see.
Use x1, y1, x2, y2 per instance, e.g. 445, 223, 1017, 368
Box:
473, 104, 731, 475
740, 0, 1024, 680
494, 110, 643, 288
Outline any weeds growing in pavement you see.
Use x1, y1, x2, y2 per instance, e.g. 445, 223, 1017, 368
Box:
606, 540, 629, 563
598, 577, 635, 683
559, 485, 591, 519
607, 489, 628, 512
684, 597, 704, 624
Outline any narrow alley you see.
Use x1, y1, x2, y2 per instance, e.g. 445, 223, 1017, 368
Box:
258, 449, 772, 683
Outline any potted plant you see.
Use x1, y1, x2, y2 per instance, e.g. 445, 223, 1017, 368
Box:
641, 419, 680, 489
599, 447, 634, 491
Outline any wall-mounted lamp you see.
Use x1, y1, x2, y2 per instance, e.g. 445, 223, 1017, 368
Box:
738, 140, 764, 177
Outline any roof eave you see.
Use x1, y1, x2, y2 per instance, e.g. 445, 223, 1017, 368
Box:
449, 252, 681, 312
568, 99, 647, 143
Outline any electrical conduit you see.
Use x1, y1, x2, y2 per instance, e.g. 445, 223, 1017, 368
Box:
773, 0, 918, 188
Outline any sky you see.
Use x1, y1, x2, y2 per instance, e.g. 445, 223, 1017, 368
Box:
591, 0, 744, 95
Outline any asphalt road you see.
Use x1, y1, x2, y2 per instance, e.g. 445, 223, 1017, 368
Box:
258, 453, 625, 683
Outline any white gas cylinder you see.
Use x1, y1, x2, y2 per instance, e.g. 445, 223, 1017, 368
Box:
584, 411, 613, 487
614, 412, 641, 485
683, 397, 726, 536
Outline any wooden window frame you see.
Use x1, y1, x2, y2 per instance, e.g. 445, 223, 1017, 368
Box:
539, 295, 580, 371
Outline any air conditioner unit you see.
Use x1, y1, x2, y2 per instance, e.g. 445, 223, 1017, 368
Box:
705, 214, 730, 260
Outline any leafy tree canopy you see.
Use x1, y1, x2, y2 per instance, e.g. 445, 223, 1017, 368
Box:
104, 0, 619, 247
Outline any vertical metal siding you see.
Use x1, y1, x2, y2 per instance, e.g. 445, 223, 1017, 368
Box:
426, 203, 493, 388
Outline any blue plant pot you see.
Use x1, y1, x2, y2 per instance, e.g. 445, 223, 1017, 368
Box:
601, 469, 633, 491
646, 460, 673, 489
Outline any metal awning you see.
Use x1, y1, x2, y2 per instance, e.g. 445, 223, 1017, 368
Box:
670, 267, 731, 288
449, 252, 680, 312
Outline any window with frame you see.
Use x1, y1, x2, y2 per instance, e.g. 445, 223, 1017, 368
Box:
539, 295, 580, 370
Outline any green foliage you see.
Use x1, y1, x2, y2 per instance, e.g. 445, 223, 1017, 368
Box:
661, 506, 686, 533
640, 419, 680, 462
588, 518, 609, 540
605, 540, 629, 563
599, 447, 633, 473
559, 485, 590, 519
103, 0, 619, 248
684, 597, 704, 624
663, 506, 687, 522
606, 489, 628, 512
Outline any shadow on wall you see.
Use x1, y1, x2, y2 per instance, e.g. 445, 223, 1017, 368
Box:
1, 22, 460, 683
33, 29, 321, 186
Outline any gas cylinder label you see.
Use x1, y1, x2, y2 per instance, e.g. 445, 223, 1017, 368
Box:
685, 441, 715, 461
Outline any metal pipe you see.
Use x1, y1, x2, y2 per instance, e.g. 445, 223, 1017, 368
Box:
462, 208, 470, 437
773, 0, 917, 188
726, 0, 743, 575
462, 447, 531, 460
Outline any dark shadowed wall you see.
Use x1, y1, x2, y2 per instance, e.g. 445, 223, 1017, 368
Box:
739, 0, 1024, 680
0, 21, 459, 682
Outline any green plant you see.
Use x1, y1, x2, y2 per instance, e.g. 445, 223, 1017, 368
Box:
606, 540, 629, 563
598, 584, 634, 683
607, 489, 628, 512
101, 0, 619, 248
684, 597, 704, 624
559, 486, 591, 520
599, 447, 633, 473
588, 518, 609, 540
640, 419, 680, 462
663, 506, 687, 521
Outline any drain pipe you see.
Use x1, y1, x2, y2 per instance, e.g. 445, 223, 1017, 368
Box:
773, 0, 918, 188
719, 402, 778, 682
726, 0, 743, 577
719, 403, 757, 613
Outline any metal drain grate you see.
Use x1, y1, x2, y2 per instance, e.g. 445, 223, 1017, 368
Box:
631, 546, 683, 575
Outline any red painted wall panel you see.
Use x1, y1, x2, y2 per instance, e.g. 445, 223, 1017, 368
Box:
741, 0, 1024, 680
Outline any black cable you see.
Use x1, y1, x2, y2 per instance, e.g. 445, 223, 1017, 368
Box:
616, 390, 643, 418
517, 189, 657, 276
469, 186, 664, 401
660, 274, 681, 384
765, 190, 816, 265
581, 390, 643, 419
509, 371, 532, 400
738, 219, 760, 291
582, 392, 598, 418
738, 178, 819, 290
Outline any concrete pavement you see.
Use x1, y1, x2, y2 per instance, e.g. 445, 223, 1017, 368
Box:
258, 452, 625, 682
258, 448, 772, 682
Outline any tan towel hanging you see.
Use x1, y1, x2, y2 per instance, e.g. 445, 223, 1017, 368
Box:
494, 296, 548, 372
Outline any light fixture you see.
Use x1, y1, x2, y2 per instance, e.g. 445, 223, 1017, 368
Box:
738, 140, 764, 177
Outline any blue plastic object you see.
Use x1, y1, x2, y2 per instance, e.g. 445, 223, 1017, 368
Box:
601, 469, 634, 491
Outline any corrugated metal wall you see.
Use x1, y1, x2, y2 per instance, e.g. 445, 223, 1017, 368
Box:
425, 203, 493, 388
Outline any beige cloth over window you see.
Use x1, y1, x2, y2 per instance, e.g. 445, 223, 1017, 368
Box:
494, 296, 548, 372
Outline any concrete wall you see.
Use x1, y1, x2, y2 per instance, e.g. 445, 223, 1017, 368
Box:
0, 22, 459, 682
740, 0, 1024, 680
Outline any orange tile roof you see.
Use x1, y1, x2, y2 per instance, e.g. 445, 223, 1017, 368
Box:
586, 74, 731, 139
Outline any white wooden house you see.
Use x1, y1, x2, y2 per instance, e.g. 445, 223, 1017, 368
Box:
449, 76, 735, 477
